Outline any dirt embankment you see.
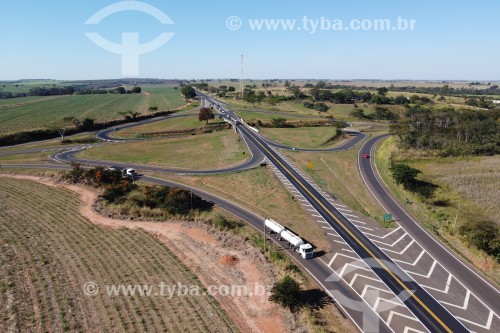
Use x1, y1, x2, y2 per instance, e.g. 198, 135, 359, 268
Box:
0, 174, 287, 333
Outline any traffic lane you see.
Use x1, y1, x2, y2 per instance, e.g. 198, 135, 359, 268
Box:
359, 135, 500, 313
0, 147, 69, 156
300, 169, 466, 333
0, 164, 72, 170
141, 174, 391, 333
237, 124, 468, 333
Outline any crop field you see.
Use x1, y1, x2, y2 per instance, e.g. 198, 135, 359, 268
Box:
414, 156, 500, 225
0, 86, 186, 136
78, 131, 248, 170
0, 177, 236, 332
0, 80, 76, 94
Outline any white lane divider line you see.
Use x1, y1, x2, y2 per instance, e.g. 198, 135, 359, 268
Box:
349, 219, 367, 225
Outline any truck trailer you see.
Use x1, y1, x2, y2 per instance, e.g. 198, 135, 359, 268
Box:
265, 219, 314, 259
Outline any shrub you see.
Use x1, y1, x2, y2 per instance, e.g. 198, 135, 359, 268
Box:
459, 220, 500, 261
269, 276, 303, 311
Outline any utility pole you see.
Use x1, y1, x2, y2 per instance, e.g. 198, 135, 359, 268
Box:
263, 218, 267, 252
240, 54, 244, 99
452, 201, 461, 234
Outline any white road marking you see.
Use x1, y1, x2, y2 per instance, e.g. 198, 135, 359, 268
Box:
365, 226, 402, 239
372, 232, 408, 247
349, 219, 367, 225
380, 240, 416, 255
393, 249, 425, 266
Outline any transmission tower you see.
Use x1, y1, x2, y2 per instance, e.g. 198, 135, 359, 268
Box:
240, 54, 244, 99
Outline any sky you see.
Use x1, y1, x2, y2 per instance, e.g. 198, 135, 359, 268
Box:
1, 0, 499, 80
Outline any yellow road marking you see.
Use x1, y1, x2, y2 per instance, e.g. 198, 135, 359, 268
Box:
241, 126, 453, 333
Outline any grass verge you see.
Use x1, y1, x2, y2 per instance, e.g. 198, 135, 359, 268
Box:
78, 131, 249, 170
375, 136, 499, 282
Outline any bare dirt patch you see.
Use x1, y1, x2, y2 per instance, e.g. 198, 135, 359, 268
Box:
219, 255, 240, 266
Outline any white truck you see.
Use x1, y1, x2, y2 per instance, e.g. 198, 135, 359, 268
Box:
265, 219, 314, 259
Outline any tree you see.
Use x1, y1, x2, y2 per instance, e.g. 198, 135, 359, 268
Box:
271, 117, 287, 128
459, 220, 499, 258
181, 86, 196, 100
244, 89, 259, 106
198, 107, 214, 124
269, 276, 302, 311
58, 128, 66, 142
389, 163, 419, 189
80, 118, 95, 130
314, 102, 329, 112
350, 109, 366, 119
115, 86, 126, 94
131, 86, 142, 93
377, 87, 389, 96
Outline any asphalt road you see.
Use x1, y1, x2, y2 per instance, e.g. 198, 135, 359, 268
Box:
198, 91, 470, 333
358, 135, 500, 316
235, 124, 467, 333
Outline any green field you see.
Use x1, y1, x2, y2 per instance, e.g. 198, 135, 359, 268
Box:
0, 85, 186, 136
0, 80, 76, 94
78, 131, 248, 170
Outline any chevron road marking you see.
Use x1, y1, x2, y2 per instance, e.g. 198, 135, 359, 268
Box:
393, 250, 426, 266
372, 232, 408, 247
420, 274, 453, 294
407, 261, 438, 278
456, 310, 494, 330
365, 226, 402, 239
349, 273, 382, 287
440, 290, 471, 310
380, 240, 416, 255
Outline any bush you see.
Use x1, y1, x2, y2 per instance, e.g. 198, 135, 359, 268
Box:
313, 102, 329, 112
459, 220, 500, 261
269, 276, 303, 311
101, 181, 137, 204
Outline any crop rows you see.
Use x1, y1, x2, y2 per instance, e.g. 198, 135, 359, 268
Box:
0, 178, 237, 332
0, 86, 185, 135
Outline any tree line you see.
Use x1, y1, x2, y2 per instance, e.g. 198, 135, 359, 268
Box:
390, 106, 500, 156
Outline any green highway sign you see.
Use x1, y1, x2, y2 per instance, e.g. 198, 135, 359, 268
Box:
384, 213, 393, 221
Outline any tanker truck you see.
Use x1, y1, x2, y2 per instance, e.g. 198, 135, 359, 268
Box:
265, 219, 314, 259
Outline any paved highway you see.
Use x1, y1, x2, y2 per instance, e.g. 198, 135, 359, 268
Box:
358, 135, 500, 327
200, 92, 469, 333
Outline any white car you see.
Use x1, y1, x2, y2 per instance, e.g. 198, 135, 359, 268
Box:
122, 168, 136, 177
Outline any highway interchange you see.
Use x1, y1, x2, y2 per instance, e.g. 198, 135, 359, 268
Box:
0, 92, 498, 333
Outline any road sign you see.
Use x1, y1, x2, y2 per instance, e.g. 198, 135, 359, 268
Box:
307, 162, 313, 169
383, 213, 393, 221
